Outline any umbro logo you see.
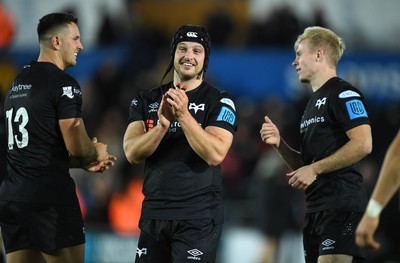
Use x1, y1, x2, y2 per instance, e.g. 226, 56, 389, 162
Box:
186, 32, 198, 38
187, 249, 203, 260
148, 102, 159, 113
321, 239, 336, 250
322, 239, 335, 246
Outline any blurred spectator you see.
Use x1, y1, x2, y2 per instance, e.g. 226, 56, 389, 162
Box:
0, 1, 14, 50
205, 8, 234, 46
122, 25, 168, 84
97, 5, 119, 46
253, 150, 304, 263
92, 59, 125, 116
312, 6, 328, 28
247, 5, 301, 47
96, 3, 130, 47
0, 54, 18, 97
108, 177, 144, 236
82, 107, 126, 225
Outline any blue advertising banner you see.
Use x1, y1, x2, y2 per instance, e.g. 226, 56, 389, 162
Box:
208, 48, 400, 106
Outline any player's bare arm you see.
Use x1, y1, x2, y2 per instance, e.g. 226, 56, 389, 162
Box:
178, 106, 233, 166
260, 115, 303, 170
59, 118, 108, 165
311, 124, 372, 175
123, 96, 176, 164
164, 87, 233, 166
123, 119, 168, 164
356, 130, 400, 250
369, 130, 400, 207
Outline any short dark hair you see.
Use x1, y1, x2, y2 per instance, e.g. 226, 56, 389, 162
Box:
37, 12, 78, 41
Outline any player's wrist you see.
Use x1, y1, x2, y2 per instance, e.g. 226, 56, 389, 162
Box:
366, 199, 383, 218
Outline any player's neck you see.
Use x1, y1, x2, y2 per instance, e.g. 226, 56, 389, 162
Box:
173, 76, 203, 91
37, 50, 65, 70
310, 68, 337, 92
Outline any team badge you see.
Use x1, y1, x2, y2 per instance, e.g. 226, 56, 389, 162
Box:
189, 103, 205, 114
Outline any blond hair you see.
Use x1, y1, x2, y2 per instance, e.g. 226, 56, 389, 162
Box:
294, 26, 345, 67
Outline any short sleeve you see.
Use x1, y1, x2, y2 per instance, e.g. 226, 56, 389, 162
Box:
55, 77, 82, 120
127, 95, 145, 124
330, 87, 370, 132
207, 91, 237, 134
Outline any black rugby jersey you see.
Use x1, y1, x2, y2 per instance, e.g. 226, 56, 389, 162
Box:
128, 81, 237, 223
0, 61, 82, 206
300, 77, 369, 213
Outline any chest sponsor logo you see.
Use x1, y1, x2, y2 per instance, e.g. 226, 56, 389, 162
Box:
189, 103, 205, 114
345, 99, 368, 119
217, 106, 236, 125
10, 83, 32, 93
300, 116, 325, 130
315, 97, 326, 109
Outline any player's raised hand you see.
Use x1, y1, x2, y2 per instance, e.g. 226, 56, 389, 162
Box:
260, 116, 281, 147
158, 94, 175, 127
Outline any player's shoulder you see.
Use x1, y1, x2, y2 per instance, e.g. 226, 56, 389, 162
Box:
141, 84, 164, 99
202, 81, 233, 98
130, 85, 163, 109
331, 77, 363, 98
31, 61, 78, 87
201, 81, 237, 111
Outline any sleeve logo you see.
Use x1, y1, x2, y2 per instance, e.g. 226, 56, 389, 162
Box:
62, 86, 74, 98
131, 98, 138, 107
220, 98, 236, 111
345, 99, 368, 119
339, 90, 361, 98
217, 106, 236, 125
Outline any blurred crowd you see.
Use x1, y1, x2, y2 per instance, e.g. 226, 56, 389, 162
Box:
1, 1, 400, 262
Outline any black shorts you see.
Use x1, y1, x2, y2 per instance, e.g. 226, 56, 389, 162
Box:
0, 200, 85, 254
303, 209, 366, 262
135, 218, 222, 263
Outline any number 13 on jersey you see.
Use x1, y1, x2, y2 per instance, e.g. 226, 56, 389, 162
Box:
6, 107, 29, 150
